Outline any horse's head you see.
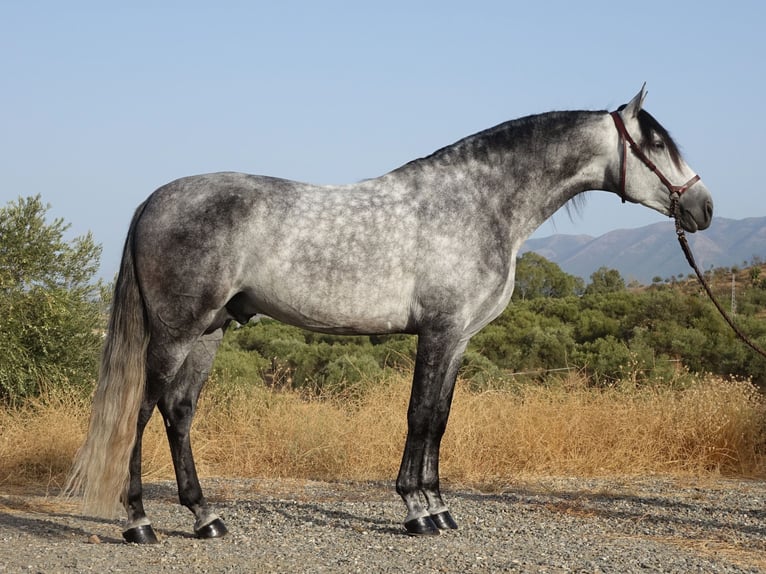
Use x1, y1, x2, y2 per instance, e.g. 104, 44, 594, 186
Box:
611, 86, 713, 232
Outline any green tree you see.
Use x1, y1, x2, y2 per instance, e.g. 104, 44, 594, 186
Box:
585, 267, 625, 295
513, 252, 583, 300
0, 195, 103, 403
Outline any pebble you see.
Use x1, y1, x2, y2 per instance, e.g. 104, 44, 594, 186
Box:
1, 477, 765, 572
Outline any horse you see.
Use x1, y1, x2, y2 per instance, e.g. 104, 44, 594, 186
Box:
66, 86, 713, 541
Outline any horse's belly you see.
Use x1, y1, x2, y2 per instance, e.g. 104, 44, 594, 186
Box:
244, 278, 414, 335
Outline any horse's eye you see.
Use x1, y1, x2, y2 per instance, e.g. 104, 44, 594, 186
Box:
652, 139, 666, 151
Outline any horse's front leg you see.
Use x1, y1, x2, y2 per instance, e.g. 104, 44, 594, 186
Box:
396, 330, 467, 535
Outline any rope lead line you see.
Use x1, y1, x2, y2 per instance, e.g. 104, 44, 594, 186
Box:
673, 203, 766, 360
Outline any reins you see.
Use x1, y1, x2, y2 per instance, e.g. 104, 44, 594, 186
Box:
611, 109, 766, 361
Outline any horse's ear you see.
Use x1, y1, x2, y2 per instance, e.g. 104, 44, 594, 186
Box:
622, 83, 647, 118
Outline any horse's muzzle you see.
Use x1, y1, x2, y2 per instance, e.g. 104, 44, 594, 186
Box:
677, 186, 713, 232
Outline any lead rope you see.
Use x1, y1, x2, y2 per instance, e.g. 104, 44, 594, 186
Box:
671, 196, 766, 360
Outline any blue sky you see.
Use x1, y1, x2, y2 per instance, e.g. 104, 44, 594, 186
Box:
1, 1, 763, 278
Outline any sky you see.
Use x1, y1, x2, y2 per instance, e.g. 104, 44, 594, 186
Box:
1, 1, 764, 279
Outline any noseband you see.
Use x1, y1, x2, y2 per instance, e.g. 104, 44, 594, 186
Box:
610, 111, 700, 207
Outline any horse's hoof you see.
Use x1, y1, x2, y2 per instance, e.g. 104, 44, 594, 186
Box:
123, 524, 159, 544
195, 517, 228, 539
430, 510, 458, 530
404, 515, 440, 536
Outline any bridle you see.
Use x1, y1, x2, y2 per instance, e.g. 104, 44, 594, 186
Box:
610, 111, 700, 209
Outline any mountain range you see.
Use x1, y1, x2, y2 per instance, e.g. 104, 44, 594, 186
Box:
520, 217, 766, 285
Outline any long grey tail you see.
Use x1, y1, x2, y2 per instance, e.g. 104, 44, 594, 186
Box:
65, 202, 150, 517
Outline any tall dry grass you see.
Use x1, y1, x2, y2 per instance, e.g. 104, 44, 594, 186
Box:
2, 372, 765, 491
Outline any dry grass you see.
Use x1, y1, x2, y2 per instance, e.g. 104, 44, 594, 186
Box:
0, 392, 89, 490
2, 372, 765, 491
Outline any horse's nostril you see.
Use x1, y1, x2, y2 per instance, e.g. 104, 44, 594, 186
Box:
706, 200, 713, 218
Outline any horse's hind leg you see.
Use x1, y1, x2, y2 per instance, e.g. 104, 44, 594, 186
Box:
122, 337, 195, 543
122, 328, 226, 543
122, 395, 162, 543
157, 329, 227, 539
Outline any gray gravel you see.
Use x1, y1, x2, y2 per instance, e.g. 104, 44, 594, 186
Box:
1, 476, 766, 573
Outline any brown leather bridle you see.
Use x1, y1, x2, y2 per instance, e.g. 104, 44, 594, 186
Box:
610, 111, 700, 206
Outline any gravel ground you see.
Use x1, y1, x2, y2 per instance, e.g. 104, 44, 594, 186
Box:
1, 476, 766, 573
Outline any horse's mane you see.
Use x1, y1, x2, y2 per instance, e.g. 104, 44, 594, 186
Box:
396, 107, 682, 180
394, 110, 604, 174
391, 111, 604, 219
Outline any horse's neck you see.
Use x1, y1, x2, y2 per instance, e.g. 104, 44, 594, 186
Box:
390, 111, 615, 239
502, 112, 615, 238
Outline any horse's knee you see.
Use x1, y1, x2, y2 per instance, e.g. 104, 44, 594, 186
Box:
161, 396, 194, 422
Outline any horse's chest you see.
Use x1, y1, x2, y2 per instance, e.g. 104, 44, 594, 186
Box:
460, 239, 519, 330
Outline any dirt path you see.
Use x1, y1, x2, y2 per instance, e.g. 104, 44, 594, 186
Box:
1, 477, 765, 573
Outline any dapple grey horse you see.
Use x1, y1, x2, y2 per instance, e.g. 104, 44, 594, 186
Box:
67, 87, 713, 541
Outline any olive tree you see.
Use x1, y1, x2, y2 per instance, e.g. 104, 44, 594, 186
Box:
0, 195, 103, 403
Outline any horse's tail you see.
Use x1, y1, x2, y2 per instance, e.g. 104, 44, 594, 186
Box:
65, 202, 150, 517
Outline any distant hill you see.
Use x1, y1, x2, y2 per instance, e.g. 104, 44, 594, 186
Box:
520, 217, 766, 285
